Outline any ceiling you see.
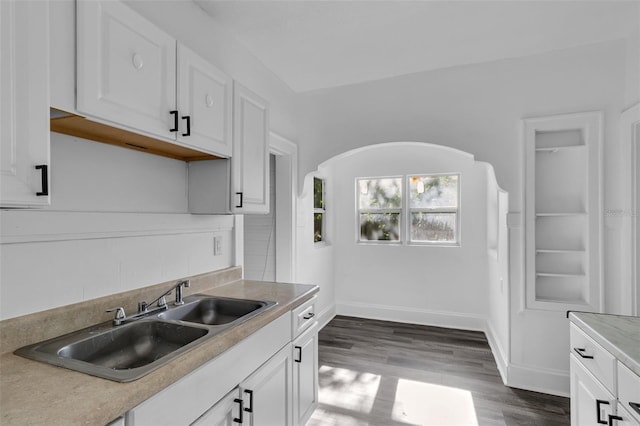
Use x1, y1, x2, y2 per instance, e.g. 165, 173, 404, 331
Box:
195, 1, 639, 93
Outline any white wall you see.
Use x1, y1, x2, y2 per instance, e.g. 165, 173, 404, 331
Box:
244, 155, 276, 281
329, 143, 490, 327
0, 1, 300, 320
295, 172, 335, 328
297, 40, 632, 395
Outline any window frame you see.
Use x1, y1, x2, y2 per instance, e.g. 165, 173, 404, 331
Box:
355, 173, 461, 246
313, 176, 326, 244
356, 175, 404, 244
406, 173, 461, 246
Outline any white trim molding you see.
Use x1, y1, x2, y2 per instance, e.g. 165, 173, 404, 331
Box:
336, 301, 487, 332
0, 210, 233, 244
506, 363, 570, 398
270, 131, 299, 283
619, 103, 640, 315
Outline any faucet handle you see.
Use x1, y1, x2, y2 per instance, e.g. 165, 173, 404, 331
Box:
157, 295, 168, 308
106, 307, 126, 325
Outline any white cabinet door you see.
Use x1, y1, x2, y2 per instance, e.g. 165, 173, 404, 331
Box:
77, 0, 176, 140
192, 388, 242, 426
571, 355, 615, 426
232, 82, 270, 214
177, 44, 232, 157
292, 323, 319, 426
0, 0, 50, 207
241, 344, 293, 426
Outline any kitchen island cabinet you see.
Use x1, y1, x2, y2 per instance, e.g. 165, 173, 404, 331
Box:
569, 312, 640, 426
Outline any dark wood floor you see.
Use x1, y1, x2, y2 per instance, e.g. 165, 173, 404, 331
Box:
308, 316, 570, 426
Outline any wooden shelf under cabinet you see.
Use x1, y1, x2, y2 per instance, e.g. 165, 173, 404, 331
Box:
50, 109, 220, 162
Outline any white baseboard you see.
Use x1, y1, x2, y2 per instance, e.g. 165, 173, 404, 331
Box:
336, 301, 487, 331
316, 303, 336, 331
506, 363, 570, 397
485, 320, 509, 385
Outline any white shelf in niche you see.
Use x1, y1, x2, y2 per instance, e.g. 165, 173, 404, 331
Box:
536, 249, 585, 254
524, 111, 602, 312
536, 272, 586, 278
535, 212, 587, 217
535, 145, 586, 153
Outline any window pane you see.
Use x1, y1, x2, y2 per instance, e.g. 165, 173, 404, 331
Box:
314, 177, 324, 209
314, 213, 323, 243
409, 175, 458, 209
358, 178, 402, 209
360, 213, 400, 241
410, 213, 457, 242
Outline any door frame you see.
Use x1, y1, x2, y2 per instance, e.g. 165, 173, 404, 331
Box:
620, 103, 640, 315
270, 132, 298, 282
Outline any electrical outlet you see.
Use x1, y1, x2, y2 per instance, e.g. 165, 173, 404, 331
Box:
213, 236, 222, 256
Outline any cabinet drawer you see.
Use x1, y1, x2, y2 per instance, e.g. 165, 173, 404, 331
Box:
292, 296, 316, 338
570, 323, 616, 394
618, 362, 640, 424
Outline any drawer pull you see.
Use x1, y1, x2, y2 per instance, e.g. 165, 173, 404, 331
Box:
233, 398, 243, 424
607, 414, 623, 426
574, 347, 594, 359
303, 313, 315, 320
596, 399, 610, 424
244, 389, 253, 413
181, 115, 191, 137
35, 165, 48, 196
169, 110, 179, 132
630, 402, 640, 416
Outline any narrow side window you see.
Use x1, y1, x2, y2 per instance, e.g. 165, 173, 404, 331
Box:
313, 177, 326, 243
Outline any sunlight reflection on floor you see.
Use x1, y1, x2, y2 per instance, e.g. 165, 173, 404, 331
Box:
315, 366, 480, 426
392, 379, 479, 426
318, 365, 381, 412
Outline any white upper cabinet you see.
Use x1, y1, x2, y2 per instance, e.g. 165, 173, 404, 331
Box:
76, 0, 232, 158
76, 0, 177, 141
0, 0, 51, 207
177, 44, 232, 157
232, 83, 270, 213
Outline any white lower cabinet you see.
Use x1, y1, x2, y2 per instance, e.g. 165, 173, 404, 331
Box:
192, 388, 242, 426
293, 323, 319, 426
125, 301, 319, 426
240, 344, 293, 426
570, 320, 640, 426
570, 355, 614, 426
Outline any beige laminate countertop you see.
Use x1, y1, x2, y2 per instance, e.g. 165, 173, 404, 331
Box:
569, 312, 640, 376
0, 276, 318, 426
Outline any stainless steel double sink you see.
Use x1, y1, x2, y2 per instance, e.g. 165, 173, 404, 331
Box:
15, 295, 276, 382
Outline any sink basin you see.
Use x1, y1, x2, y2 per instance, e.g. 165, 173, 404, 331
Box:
15, 320, 209, 382
15, 295, 276, 382
57, 320, 208, 369
158, 296, 275, 325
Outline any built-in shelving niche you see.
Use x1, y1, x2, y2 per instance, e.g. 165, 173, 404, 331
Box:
524, 112, 602, 312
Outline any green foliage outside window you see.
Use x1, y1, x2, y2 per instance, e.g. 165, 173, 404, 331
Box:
314, 178, 325, 243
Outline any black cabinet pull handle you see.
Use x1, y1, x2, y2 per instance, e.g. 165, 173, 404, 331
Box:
233, 398, 244, 423
303, 313, 315, 320
294, 345, 302, 363
574, 347, 594, 359
596, 399, 610, 424
235, 192, 243, 208
169, 110, 179, 132
608, 414, 623, 426
244, 389, 253, 413
182, 115, 191, 137
630, 402, 640, 416
35, 165, 48, 196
